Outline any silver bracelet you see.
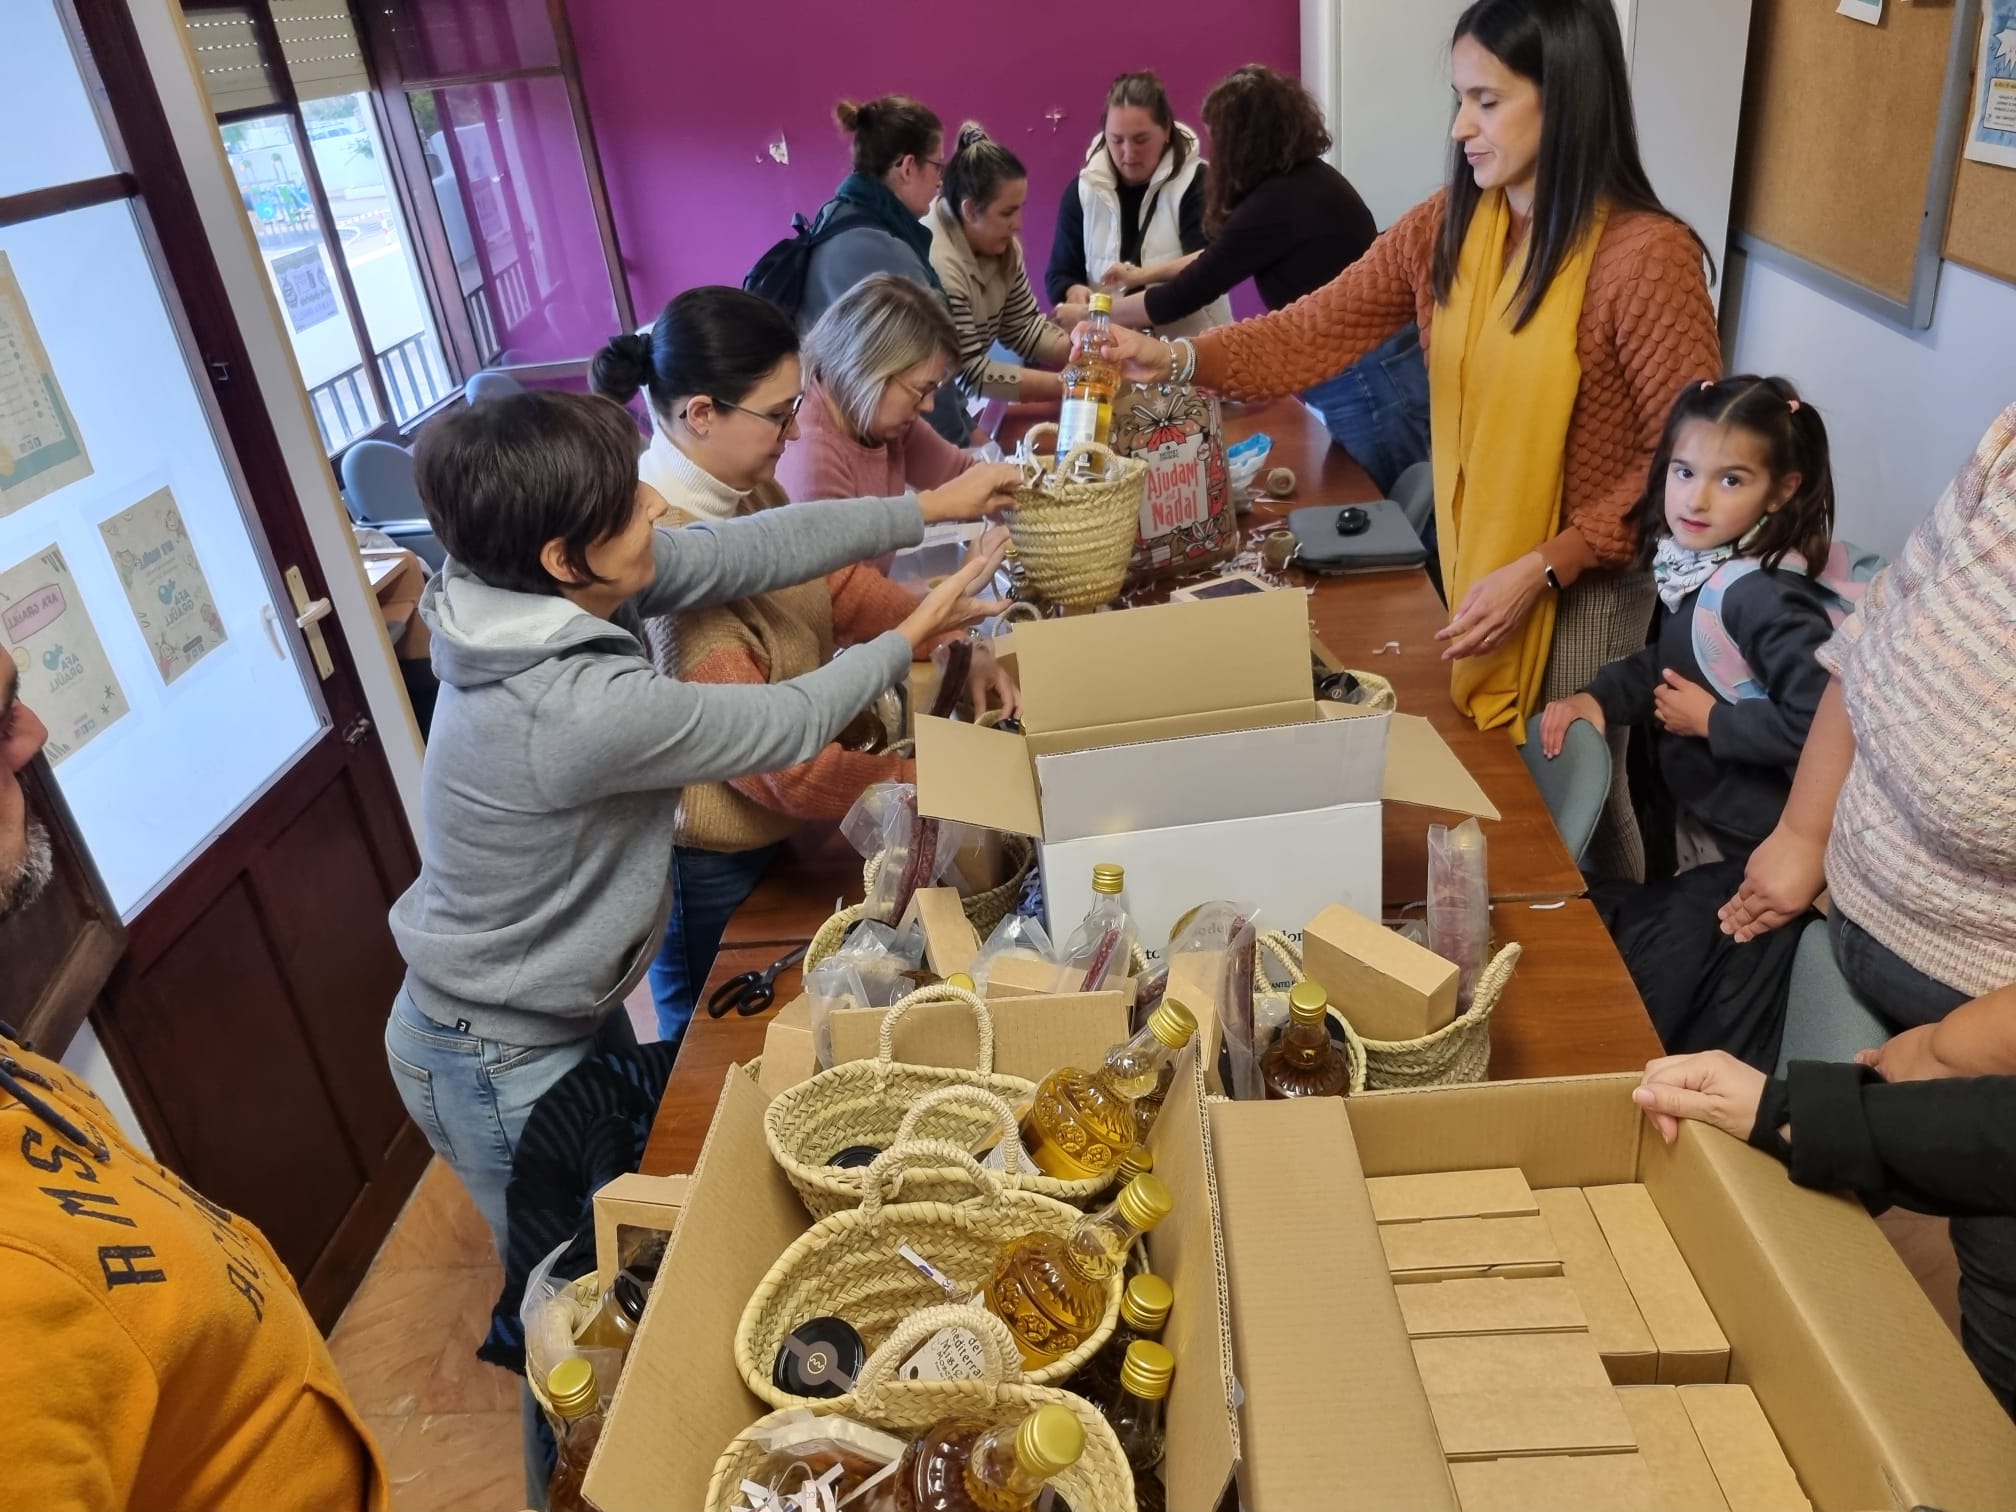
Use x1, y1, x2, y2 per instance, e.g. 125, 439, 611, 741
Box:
1166, 337, 1198, 386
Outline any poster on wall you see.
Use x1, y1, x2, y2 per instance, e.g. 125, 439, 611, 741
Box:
271, 246, 338, 334
0, 545, 130, 765
1965, 1, 2016, 171
0, 252, 94, 518
98, 486, 228, 685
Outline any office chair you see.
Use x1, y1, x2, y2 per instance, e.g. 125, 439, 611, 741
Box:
1518, 718, 1611, 864
464, 369, 526, 406
1775, 919, 1890, 1072
339, 440, 445, 571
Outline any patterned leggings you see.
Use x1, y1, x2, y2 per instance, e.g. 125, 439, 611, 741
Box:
1539, 569, 1658, 882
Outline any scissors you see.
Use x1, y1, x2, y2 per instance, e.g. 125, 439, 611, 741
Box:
707, 942, 809, 1019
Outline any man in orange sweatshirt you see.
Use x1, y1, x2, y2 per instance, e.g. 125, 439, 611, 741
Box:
0, 659, 386, 1511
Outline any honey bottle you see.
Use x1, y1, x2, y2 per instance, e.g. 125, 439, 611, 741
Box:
984, 1174, 1173, 1367
864, 1402, 1085, 1512
543, 1357, 604, 1512
1069, 1270, 1173, 1408
1107, 1341, 1174, 1512
1260, 982, 1350, 1100
1021, 1000, 1197, 1180
1058, 293, 1121, 453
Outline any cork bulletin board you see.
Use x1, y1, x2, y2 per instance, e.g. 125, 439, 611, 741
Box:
1732, 0, 1982, 327
1944, 4, 2016, 286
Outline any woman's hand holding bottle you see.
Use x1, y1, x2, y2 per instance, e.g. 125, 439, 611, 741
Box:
1069, 319, 1171, 385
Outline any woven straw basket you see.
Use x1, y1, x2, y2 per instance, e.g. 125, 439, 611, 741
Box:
1346, 668, 1397, 712
806, 834, 1035, 973
1008, 422, 1147, 611
705, 1308, 1135, 1512
734, 1142, 1123, 1412
765, 986, 1105, 1219
1260, 934, 1519, 1089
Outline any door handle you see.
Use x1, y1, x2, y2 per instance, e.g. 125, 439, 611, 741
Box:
295, 597, 333, 630
283, 565, 336, 681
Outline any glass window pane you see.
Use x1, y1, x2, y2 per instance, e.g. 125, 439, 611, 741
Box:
374, 0, 557, 82
2, 1, 116, 196
305, 93, 456, 424
220, 113, 384, 452
0, 201, 324, 917
408, 78, 619, 367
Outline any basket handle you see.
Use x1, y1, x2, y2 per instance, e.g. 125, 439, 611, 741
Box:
876, 983, 997, 1078
859, 1138, 1003, 1218
1014, 422, 1123, 490
1256, 929, 1304, 987
892, 1086, 1024, 1177
853, 1303, 1025, 1408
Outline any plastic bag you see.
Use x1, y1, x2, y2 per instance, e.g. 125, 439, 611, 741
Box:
968, 913, 1058, 996
1225, 432, 1274, 512
735, 1409, 907, 1511
840, 783, 970, 925
804, 920, 927, 1068
1165, 902, 1261, 1100
521, 1239, 623, 1412
1428, 818, 1491, 1009
1054, 888, 1137, 994
1111, 382, 1235, 584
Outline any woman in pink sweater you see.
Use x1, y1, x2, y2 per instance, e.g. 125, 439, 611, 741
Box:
776, 273, 979, 503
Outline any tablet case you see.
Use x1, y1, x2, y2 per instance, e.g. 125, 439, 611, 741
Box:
1287, 501, 1429, 573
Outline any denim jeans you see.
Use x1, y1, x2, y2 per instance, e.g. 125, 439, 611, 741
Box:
1301, 323, 1433, 496
1828, 909, 2016, 1415
647, 842, 786, 1044
384, 988, 638, 1254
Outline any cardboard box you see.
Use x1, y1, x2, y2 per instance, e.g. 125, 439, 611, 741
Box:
1680, 1385, 1812, 1512
1368, 1167, 1538, 1224
585, 1052, 1241, 1512
1381, 1215, 1564, 1283
1396, 1277, 1589, 1339
1428, 1387, 1637, 1460
1450, 1453, 1663, 1512
1584, 1183, 1730, 1384
1410, 1331, 1612, 1395
1304, 903, 1462, 1043
914, 593, 1496, 960
982, 953, 1137, 1007
1535, 1187, 1658, 1385
1618, 1385, 1730, 1512
898, 887, 981, 979
1208, 1076, 2016, 1511
591, 1172, 688, 1294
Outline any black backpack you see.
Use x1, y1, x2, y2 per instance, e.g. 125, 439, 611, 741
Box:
743, 206, 873, 321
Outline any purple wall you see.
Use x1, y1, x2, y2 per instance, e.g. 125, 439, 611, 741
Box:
562, 1, 1302, 323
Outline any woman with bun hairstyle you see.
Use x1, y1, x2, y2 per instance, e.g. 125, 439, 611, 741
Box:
927, 123, 1072, 406
801, 95, 971, 442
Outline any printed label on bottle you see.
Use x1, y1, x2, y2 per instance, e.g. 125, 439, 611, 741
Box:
899, 1323, 989, 1382
1058, 397, 1108, 452
977, 1128, 1042, 1174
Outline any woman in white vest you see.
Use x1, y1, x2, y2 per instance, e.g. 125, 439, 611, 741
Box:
1044, 71, 1230, 340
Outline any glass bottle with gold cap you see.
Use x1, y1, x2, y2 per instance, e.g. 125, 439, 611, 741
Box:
984, 1173, 1174, 1366
1021, 1000, 1197, 1180
1107, 1341, 1175, 1512
1056, 863, 1138, 994
1070, 1270, 1174, 1407
866, 1402, 1086, 1512
543, 1356, 605, 1512
1058, 292, 1121, 452
1260, 981, 1350, 1099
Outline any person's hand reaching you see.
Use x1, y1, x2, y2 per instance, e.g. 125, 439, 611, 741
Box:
898, 528, 1011, 651
1633, 1051, 1768, 1146
1069, 321, 1170, 385
964, 640, 1020, 719
918, 464, 1022, 523
1538, 694, 1606, 758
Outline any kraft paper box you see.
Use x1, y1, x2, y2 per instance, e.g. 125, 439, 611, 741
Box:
1584, 1182, 1730, 1384
915, 593, 1496, 962
1534, 1186, 1657, 1384
1304, 903, 1461, 1043
591, 1173, 689, 1294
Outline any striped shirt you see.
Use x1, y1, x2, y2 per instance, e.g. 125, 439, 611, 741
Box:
1819, 402, 2016, 996
927, 199, 1065, 401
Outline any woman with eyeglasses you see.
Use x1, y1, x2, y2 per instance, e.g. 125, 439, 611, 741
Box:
592, 288, 1021, 1043
778, 273, 980, 506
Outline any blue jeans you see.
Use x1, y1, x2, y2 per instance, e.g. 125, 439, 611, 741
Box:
1828, 909, 2016, 1415
384, 989, 638, 1254
1301, 323, 1433, 496
647, 842, 785, 1044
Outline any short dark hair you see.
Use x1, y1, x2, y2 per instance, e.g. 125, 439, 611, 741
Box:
1432, 0, 1708, 331
1633, 374, 1836, 573
834, 95, 942, 179
1103, 71, 1187, 175
590, 286, 800, 421
1200, 65, 1332, 237
943, 122, 1026, 221
413, 391, 642, 596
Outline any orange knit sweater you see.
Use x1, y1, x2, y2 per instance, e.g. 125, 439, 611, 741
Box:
1193, 195, 1720, 576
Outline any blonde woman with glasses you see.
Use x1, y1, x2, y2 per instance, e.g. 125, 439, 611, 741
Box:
778, 273, 982, 505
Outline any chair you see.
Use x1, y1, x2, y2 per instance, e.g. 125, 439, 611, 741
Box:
1518, 717, 1611, 864
339, 440, 445, 571
1390, 459, 1435, 535
1775, 918, 1890, 1073
463, 369, 525, 406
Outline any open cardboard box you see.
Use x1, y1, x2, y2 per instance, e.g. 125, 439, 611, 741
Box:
585, 1051, 1240, 1512
915, 592, 1496, 960
1208, 1075, 2016, 1511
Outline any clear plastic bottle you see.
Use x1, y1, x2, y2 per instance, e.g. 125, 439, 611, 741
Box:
1020, 1000, 1197, 1180
1055, 864, 1138, 993
1260, 982, 1350, 1100
1107, 1340, 1175, 1512
1059, 293, 1121, 453
984, 1174, 1173, 1367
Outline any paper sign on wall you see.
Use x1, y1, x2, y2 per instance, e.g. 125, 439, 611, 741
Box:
271, 246, 338, 334
0, 545, 129, 764
99, 486, 228, 684
1965, 1, 2016, 170
0, 252, 93, 518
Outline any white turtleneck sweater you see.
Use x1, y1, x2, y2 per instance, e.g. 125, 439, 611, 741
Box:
638, 428, 750, 523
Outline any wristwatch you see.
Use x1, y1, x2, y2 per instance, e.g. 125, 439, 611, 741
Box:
1542, 561, 1564, 593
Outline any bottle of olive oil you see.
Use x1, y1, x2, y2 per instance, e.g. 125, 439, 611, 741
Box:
1058, 293, 1121, 452
863, 1403, 1085, 1512
1021, 1001, 1197, 1180
984, 1174, 1173, 1367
